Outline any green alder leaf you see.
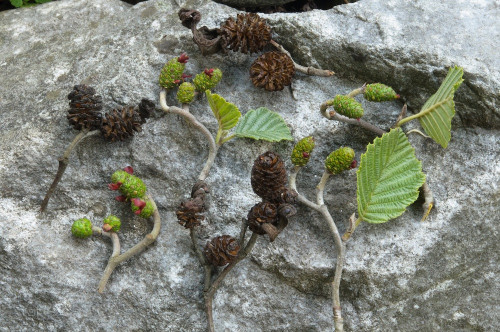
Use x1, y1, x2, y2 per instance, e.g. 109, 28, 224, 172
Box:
417, 66, 463, 148
10, 0, 23, 7
206, 90, 241, 131
357, 128, 426, 224
235, 107, 293, 142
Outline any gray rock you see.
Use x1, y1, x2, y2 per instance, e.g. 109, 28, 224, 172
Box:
0, 0, 498, 331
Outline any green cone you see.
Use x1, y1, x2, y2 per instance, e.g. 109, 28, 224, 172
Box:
364, 83, 399, 102
325, 147, 355, 175
291, 136, 315, 167
103, 215, 121, 232
131, 197, 155, 219
119, 175, 146, 199
71, 218, 93, 239
193, 68, 222, 92
159, 56, 187, 89
111, 170, 130, 184
332, 95, 364, 119
176, 82, 195, 104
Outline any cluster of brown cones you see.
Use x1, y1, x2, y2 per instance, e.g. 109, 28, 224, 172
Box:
178, 9, 295, 91
67, 84, 154, 141
248, 151, 297, 241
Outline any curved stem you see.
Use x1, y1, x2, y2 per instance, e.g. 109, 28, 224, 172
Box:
98, 196, 161, 293
289, 166, 321, 210
347, 84, 366, 98
290, 166, 344, 331
204, 233, 258, 332
190, 227, 213, 292
316, 171, 331, 206
160, 89, 218, 182
40, 129, 100, 212
270, 40, 334, 77
321, 107, 387, 136
319, 205, 345, 332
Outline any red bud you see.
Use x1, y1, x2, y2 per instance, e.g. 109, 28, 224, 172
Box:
350, 160, 358, 169
178, 53, 189, 63
302, 152, 310, 158
115, 195, 127, 202
123, 166, 133, 175
204, 68, 214, 77
108, 182, 122, 190
103, 224, 112, 232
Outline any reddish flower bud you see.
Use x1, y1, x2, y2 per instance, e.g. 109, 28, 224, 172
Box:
131, 198, 147, 209
123, 166, 133, 175
174, 79, 181, 84
181, 73, 192, 79
302, 152, 310, 158
350, 160, 358, 169
204, 68, 214, 77
103, 224, 113, 232
108, 182, 122, 190
178, 53, 189, 63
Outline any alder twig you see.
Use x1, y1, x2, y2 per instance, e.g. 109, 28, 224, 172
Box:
40, 128, 100, 212
97, 196, 161, 293
289, 168, 345, 331
270, 40, 334, 77
320, 102, 386, 136
160, 89, 218, 181
204, 233, 258, 332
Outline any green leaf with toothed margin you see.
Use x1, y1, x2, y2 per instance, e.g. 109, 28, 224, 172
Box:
206, 90, 241, 131
357, 128, 426, 224
235, 107, 292, 142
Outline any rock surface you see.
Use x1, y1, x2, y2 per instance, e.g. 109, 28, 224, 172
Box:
0, 0, 498, 331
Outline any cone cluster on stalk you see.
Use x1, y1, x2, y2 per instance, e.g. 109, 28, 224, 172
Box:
250, 52, 295, 92
108, 166, 155, 219
204, 235, 240, 266
248, 151, 297, 241
291, 136, 315, 167
220, 13, 271, 54
176, 181, 209, 229
177, 9, 299, 91
364, 83, 400, 102
66, 85, 153, 141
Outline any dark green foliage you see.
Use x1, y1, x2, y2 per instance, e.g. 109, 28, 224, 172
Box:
10, 0, 52, 8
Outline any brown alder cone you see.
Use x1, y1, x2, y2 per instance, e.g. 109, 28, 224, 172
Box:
204, 235, 240, 266
176, 181, 209, 229
100, 106, 145, 142
249, 51, 295, 91
67, 85, 103, 131
247, 202, 279, 235
220, 13, 271, 54
251, 151, 288, 202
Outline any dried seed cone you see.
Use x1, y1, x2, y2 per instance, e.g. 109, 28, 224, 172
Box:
325, 147, 355, 175
101, 106, 144, 141
250, 52, 295, 92
176, 197, 205, 228
193, 69, 223, 92
67, 85, 103, 131
176, 82, 196, 104
332, 95, 364, 119
71, 218, 93, 239
119, 175, 146, 199
221, 13, 271, 54
364, 83, 399, 102
251, 151, 288, 201
159, 57, 186, 89
247, 202, 279, 235
103, 215, 121, 232
291, 136, 315, 167
204, 235, 240, 266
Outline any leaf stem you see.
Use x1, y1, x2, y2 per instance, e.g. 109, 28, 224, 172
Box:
97, 196, 161, 293
160, 89, 218, 181
396, 97, 452, 126
40, 128, 100, 212
270, 40, 334, 77
341, 217, 362, 241
421, 182, 434, 221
